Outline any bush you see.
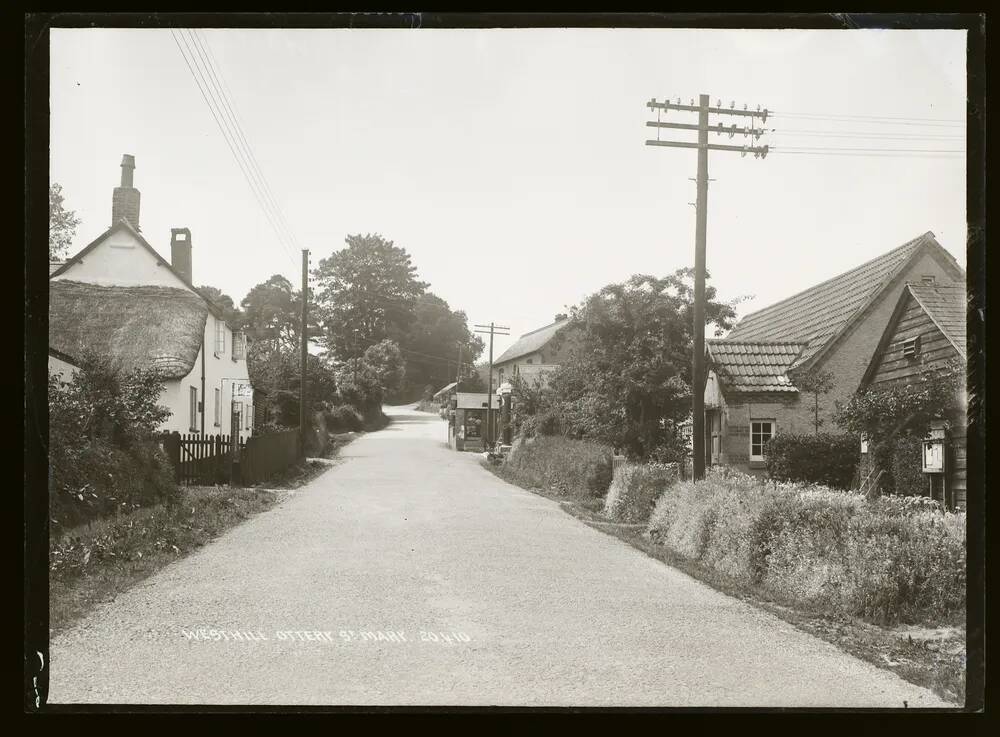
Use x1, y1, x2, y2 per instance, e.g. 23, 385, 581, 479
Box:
324, 405, 364, 433
646, 467, 965, 624
765, 432, 859, 489
604, 462, 678, 524
499, 435, 613, 499
890, 436, 926, 497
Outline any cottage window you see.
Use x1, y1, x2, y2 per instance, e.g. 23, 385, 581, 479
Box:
526, 358, 533, 365
214, 388, 221, 426
902, 335, 921, 359
215, 318, 226, 355
750, 420, 775, 462
189, 387, 198, 432
921, 275, 936, 284
232, 331, 246, 360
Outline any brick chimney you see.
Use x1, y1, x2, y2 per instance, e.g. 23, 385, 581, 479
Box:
170, 228, 193, 284
111, 154, 141, 230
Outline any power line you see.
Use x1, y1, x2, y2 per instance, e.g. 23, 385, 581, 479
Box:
190, 30, 303, 255
170, 30, 298, 268
770, 151, 963, 159
773, 146, 964, 154
770, 128, 963, 141
182, 29, 299, 265
772, 110, 964, 125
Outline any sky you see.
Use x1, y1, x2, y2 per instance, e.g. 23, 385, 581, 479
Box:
50, 27, 967, 359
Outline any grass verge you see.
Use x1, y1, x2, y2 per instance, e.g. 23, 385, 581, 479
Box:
484, 461, 966, 706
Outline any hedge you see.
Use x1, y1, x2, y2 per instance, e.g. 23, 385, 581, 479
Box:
604, 462, 679, 524
764, 432, 859, 489
647, 467, 965, 625
499, 435, 613, 499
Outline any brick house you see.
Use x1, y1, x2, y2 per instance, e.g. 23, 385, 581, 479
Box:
703, 231, 965, 475
857, 283, 967, 509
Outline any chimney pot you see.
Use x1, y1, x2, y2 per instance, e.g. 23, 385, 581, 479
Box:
111, 153, 140, 230
170, 228, 193, 285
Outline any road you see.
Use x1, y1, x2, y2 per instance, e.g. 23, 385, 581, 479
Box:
49, 405, 950, 707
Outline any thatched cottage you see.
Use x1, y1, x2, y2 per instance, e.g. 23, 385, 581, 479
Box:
703, 231, 965, 475
49, 154, 254, 440
491, 318, 572, 388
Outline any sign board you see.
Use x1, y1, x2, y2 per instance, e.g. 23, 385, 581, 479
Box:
922, 439, 946, 473
455, 392, 500, 410
232, 381, 253, 398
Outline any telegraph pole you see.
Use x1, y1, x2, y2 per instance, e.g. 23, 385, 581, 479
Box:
456, 343, 463, 383
299, 248, 309, 458
646, 94, 769, 480
474, 322, 510, 446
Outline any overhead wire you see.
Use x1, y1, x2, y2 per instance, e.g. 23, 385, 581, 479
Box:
170, 29, 298, 268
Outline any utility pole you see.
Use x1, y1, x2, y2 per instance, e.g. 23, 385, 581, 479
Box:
456, 343, 463, 383
300, 248, 309, 458
474, 322, 510, 447
645, 94, 769, 480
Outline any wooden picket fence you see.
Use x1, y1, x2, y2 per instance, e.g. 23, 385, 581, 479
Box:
160, 429, 302, 487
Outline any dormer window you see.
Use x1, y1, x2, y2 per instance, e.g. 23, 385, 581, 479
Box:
902, 335, 921, 359
920, 275, 936, 284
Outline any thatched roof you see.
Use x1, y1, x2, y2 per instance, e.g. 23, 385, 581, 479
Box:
49, 280, 208, 379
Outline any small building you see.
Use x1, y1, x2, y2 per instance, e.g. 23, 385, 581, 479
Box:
858, 282, 967, 509
447, 392, 500, 452
703, 231, 965, 476
491, 318, 572, 388
48, 154, 254, 441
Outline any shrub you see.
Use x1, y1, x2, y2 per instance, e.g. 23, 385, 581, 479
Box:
324, 405, 364, 433
765, 432, 859, 489
604, 462, 678, 523
499, 435, 613, 499
646, 468, 964, 624
890, 436, 926, 497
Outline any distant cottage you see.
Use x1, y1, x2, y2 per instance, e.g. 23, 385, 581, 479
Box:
49, 154, 255, 441
491, 318, 572, 388
703, 231, 965, 476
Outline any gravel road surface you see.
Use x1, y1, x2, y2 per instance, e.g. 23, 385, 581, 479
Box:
49, 405, 950, 707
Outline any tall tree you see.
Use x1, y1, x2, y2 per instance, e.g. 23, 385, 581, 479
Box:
362, 339, 406, 396
197, 285, 244, 329
546, 269, 736, 458
49, 183, 81, 259
396, 292, 484, 401
313, 233, 428, 361
240, 275, 303, 351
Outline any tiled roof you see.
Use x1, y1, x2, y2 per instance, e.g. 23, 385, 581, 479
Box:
707, 340, 806, 393
494, 318, 570, 365
726, 232, 937, 370
907, 283, 966, 359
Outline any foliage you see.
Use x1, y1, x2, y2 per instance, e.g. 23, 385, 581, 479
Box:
646, 468, 965, 624
249, 351, 339, 428
498, 435, 614, 499
890, 435, 927, 497
362, 339, 406, 396
324, 405, 364, 433
456, 371, 485, 393
796, 368, 835, 433
834, 363, 964, 448
314, 233, 428, 361
535, 269, 736, 458
240, 274, 311, 352
198, 285, 244, 329
49, 183, 81, 259
604, 462, 679, 524
334, 357, 385, 421
395, 293, 484, 401
509, 374, 548, 436
48, 354, 175, 529
764, 432, 858, 490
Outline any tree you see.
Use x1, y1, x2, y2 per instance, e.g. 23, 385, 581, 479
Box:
796, 368, 835, 434
49, 183, 81, 259
314, 233, 428, 361
542, 269, 737, 458
395, 292, 484, 401
240, 275, 301, 351
198, 285, 244, 329
362, 339, 406, 396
